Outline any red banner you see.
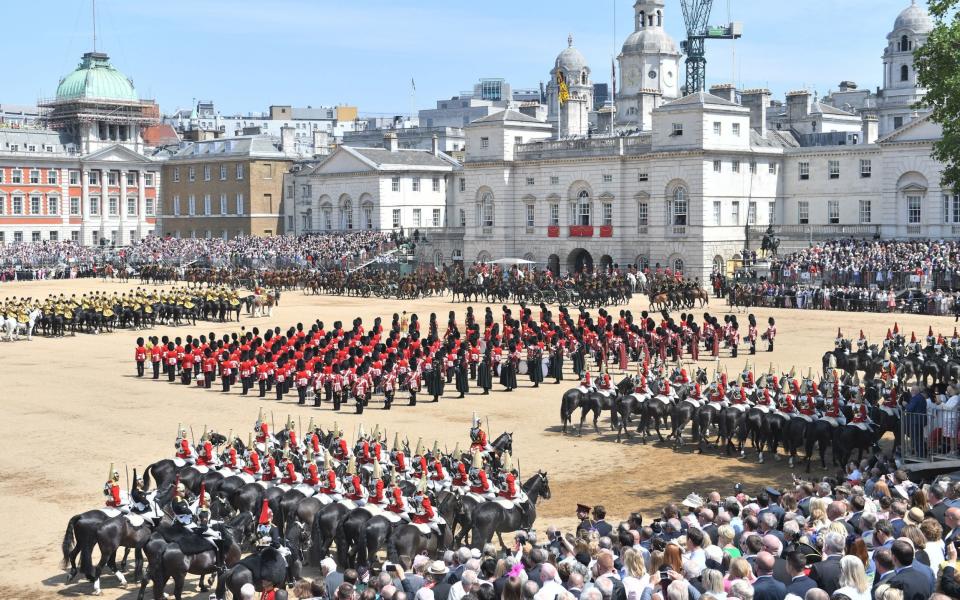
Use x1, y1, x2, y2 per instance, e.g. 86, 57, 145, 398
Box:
599, 225, 613, 238
569, 225, 594, 237
547, 226, 560, 238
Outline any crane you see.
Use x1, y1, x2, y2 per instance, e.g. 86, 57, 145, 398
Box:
679, 0, 743, 94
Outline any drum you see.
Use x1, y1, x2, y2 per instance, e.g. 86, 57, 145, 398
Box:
144, 306, 153, 314
103, 309, 114, 318
184, 301, 195, 309
518, 361, 529, 375
230, 299, 240, 306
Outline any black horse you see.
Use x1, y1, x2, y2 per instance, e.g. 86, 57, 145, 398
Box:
217, 547, 288, 600
469, 472, 550, 549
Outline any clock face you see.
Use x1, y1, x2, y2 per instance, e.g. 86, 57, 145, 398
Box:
648, 70, 658, 79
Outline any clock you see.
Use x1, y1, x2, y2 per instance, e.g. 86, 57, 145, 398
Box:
648, 70, 658, 79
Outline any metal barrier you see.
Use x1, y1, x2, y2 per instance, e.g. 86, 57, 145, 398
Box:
902, 408, 960, 462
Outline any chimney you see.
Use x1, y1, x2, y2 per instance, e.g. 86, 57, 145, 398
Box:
709, 83, 737, 104
431, 134, 439, 156
861, 113, 879, 144
280, 125, 295, 155
312, 129, 330, 155
839, 80, 858, 92
785, 90, 812, 122
741, 88, 771, 137
384, 132, 399, 152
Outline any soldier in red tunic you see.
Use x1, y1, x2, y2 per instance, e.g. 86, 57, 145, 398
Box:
469, 413, 491, 454
135, 337, 147, 377
196, 434, 216, 467
103, 463, 123, 508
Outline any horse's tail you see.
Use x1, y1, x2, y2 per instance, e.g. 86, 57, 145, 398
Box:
142, 463, 153, 490
60, 514, 80, 569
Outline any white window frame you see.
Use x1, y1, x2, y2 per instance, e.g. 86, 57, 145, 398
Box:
828, 200, 840, 224
713, 121, 722, 136
859, 199, 872, 224
907, 195, 921, 224
235, 193, 244, 215
638, 202, 649, 227
392, 208, 401, 228
828, 160, 840, 179
798, 201, 809, 224
713, 160, 722, 173
392, 176, 401, 192
732, 123, 741, 137
713, 200, 721, 226
799, 162, 810, 180
525, 204, 535, 228
860, 159, 872, 178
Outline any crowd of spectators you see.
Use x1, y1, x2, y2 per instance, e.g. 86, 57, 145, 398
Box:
284, 464, 960, 600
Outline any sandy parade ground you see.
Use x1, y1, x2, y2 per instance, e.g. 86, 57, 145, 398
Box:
1, 276, 957, 599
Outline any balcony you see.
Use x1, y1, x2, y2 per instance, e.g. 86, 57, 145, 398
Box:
569, 225, 594, 237
599, 225, 613, 238
672, 225, 687, 235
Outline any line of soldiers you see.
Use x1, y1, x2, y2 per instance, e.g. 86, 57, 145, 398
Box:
134, 304, 781, 411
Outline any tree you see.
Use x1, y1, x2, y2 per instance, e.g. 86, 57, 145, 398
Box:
915, 0, 960, 191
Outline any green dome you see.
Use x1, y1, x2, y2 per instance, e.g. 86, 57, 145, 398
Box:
55, 52, 138, 102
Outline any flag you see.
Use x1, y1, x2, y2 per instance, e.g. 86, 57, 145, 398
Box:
556, 71, 570, 105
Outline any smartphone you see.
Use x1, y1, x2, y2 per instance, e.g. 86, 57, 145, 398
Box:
386, 564, 398, 573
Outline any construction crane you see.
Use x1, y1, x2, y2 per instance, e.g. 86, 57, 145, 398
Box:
679, 0, 743, 94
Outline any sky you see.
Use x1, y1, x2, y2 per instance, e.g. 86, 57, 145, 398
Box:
4, 0, 925, 117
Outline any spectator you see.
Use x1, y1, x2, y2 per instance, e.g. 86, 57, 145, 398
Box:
832, 556, 869, 600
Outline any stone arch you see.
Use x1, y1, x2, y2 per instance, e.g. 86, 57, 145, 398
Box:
567, 180, 593, 200
359, 193, 375, 230
667, 253, 685, 274
476, 186, 495, 228
319, 195, 333, 230
635, 254, 650, 271
547, 254, 561, 275
522, 252, 536, 263
338, 193, 354, 230
567, 248, 593, 273
600, 254, 613, 271
712, 254, 725, 274
477, 250, 492, 264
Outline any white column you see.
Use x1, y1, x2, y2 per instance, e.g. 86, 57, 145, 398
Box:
137, 169, 146, 240
81, 169, 90, 245
119, 169, 128, 245
100, 168, 108, 243
59, 167, 69, 237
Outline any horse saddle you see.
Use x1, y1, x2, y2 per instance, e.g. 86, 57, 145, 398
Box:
293, 483, 316, 497
99, 507, 122, 518
381, 510, 404, 524
157, 523, 217, 555
819, 416, 841, 428
466, 492, 489, 504
630, 392, 650, 403
193, 465, 210, 474
276, 483, 292, 492
577, 386, 592, 395
794, 414, 814, 423
654, 394, 672, 406
364, 504, 384, 517
851, 422, 870, 431
708, 401, 724, 411
338, 498, 358, 511
730, 404, 749, 412
683, 398, 703, 408
411, 522, 432, 535
173, 457, 187, 468
125, 513, 146, 527
753, 405, 772, 414
493, 497, 516, 510
256, 480, 272, 489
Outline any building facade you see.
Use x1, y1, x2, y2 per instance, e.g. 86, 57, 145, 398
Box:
159, 135, 296, 239
0, 51, 161, 246
282, 132, 460, 238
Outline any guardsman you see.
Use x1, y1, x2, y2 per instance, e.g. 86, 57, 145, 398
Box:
764, 317, 776, 352
386, 480, 409, 517
469, 413, 490, 454
172, 480, 193, 526
747, 314, 758, 355
135, 337, 147, 377
410, 475, 440, 535
497, 452, 519, 502
255, 499, 281, 547
303, 449, 321, 487
262, 455, 278, 482
175, 427, 195, 464
368, 459, 386, 506
103, 463, 123, 509
318, 450, 343, 499
468, 451, 494, 499
196, 432, 216, 467
254, 410, 270, 446
343, 457, 366, 504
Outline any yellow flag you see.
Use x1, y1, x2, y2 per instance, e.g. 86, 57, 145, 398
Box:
557, 71, 570, 105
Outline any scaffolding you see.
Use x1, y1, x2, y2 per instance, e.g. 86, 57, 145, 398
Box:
37, 96, 159, 129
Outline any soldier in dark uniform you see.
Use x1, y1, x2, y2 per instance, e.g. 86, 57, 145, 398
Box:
454, 348, 470, 399
477, 347, 493, 395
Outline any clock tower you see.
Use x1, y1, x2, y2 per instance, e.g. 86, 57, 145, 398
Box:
616, 0, 681, 130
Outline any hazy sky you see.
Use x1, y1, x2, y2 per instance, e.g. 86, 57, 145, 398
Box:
6, 0, 922, 117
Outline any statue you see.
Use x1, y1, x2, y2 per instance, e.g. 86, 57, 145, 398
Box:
760, 225, 780, 257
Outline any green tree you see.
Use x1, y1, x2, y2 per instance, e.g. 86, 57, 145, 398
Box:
915, 0, 960, 190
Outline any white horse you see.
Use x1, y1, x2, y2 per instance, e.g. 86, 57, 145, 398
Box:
3, 308, 42, 341
627, 271, 648, 293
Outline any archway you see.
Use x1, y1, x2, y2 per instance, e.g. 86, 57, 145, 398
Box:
600, 254, 613, 272
547, 254, 560, 276
567, 248, 593, 273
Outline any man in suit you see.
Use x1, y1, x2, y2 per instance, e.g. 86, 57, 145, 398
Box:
944, 507, 960, 545
809, 531, 844, 594
889, 501, 908, 538
888, 539, 933, 600
927, 483, 950, 530
752, 552, 787, 600
760, 534, 791, 584
847, 495, 866, 532
698, 508, 719, 544
592, 505, 613, 538
785, 551, 816, 598
872, 549, 896, 598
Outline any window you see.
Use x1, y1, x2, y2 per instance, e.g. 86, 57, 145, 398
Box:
671, 187, 687, 226
672, 123, 683, 136
126, 172, 136, 186
173, 167, 180, 183
220, 164, 228, 181
145, 172, 155, 186
526, 204, 535, 228
768, 163, 777, 175
188, 195, 196, 216
894, 116, 904, 129
432, 177, 440, 192
341, 200, 353, 229
70, 197, 80, 215
602, 174, 613, 183
638, 172, 648, 182
13, 231, 22, 243
526, 177, 535, 186
203, 194, 212, 216
828, 200, 840, 224
750, 161, 757, 174
859, 199, 872, 223
127, 198, 136, 216
32, 231, 41, 242
172, 195, 181, 216
392, 208, 401, 228
944, 194, 960, 224
713, 201, 722, 226
71, 231, 79, 242
47, 197, 58, 215
188, 166, 195, 182
481, 193, 494, 227
732, 160, 740, 173
860, 159, 872, 178
638, 202, 648, 227
602, 202, 613, 226
480, 137, 489, 149
732, 123, 741, 137
432, 208, 441, 227
828, 160, 840, 179
514, 136, 523, 146
30, 195, 41, 214
459, 178, 466, 192
901, 65, 909, 82
908, 195, 922, 224
551, 176, 560, 185
550, 203, 560, 226
459, 209, 466, 227
263, 164, 273, 179
12, 195, 23, 215
89, 197, 99, 216
0, 195, 4, 215
145, 198, 154, 216
799, 162, 810, 180
236, 163, 244, 180
412, 177, 420, 192
413, 208, 421, 227
235, 193, 244, 215
49, 231, 58, 242
109, 171, 120, 186
69, 170, 80, 185
29, 169, 40, 184
0, 170, 4, 184
747, 201, 757, 225
392, 176, 401, 192
47, 170, 58, 184
220, 194, 227, 215
109, 198, 119, 216
713, 121, 722, 136
731, 201, 740, 225
11, 169, 21, 184
577, 191, 592, 226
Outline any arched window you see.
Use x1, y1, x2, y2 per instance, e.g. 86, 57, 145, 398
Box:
900, 35, 909, 51
581, 71, 587, 85
638, 10, 645, 28
577, 190, 591, 226
674, 258, 684, 273
901, 65, 909, 82
341, 199, 353, 230
671, 187, 688, 226
657, 10, 662, 26
481, 192, 494, 227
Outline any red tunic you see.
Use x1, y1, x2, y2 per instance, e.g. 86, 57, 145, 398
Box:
411, 497, 434, 524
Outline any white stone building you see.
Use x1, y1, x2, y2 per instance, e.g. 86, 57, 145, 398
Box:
282, 132, 460, 237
